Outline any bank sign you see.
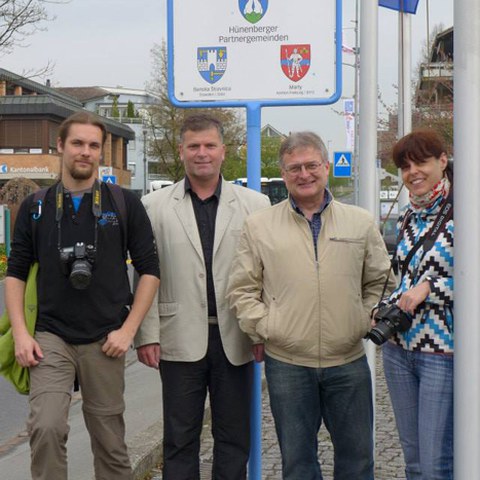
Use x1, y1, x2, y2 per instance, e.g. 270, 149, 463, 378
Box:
0, 165, 51, 174
170, 0, 338, 102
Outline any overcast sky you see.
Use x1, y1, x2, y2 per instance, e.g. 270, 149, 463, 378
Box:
1, 0, 453, 154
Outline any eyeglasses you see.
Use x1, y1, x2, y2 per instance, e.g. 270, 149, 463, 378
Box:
283, 161, 324, 175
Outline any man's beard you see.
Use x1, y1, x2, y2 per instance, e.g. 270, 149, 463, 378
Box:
69, 164, 94, 180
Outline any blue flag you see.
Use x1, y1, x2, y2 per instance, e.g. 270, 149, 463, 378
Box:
379, 0, 420, 14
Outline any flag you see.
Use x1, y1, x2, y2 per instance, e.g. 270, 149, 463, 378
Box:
342, 34, 355, 55
343, 99, 355, 150
379, 0, 420, 14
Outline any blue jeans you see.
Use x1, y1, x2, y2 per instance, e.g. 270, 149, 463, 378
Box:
383, 342, 453, 480
265, 355, 374, 480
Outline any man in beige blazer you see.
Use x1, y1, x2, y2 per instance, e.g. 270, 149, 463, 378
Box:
135, 114, 270, 480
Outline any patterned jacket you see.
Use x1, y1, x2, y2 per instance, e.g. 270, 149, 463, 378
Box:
386, 194, 454, 353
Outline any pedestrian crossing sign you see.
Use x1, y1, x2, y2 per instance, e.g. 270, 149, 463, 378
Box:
333, 152, 352, 178
102, 175, 117, 184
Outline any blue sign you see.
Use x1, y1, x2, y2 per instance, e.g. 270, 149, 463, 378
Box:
333, 152, 352, 178
102, 175, 117, 184
379, 0, 419, 14
0, 164, 8, 174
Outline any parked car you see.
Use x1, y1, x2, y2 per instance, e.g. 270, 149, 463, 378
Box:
380, 214, 399, 257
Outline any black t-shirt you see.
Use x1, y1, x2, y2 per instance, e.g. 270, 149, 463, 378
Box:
7, 183, 159, 344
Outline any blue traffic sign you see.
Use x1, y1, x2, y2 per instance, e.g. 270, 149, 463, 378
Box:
333, 152, 352, 178
102, 175, 117, 184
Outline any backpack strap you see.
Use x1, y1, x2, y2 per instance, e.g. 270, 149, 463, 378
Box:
105, 183, 128, 257
30, 187, 49, 261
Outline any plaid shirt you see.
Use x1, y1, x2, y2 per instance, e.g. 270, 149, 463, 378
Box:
290, 189, 332, 256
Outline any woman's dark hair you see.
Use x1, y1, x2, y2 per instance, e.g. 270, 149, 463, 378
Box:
392, 128, 452, 181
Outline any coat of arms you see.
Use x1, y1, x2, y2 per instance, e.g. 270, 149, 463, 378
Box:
280, 44, 311, 82
238, 0, 268, 24
197, 47, 227, 84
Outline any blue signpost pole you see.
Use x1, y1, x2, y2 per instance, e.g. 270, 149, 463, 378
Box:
246, 102, 262, 479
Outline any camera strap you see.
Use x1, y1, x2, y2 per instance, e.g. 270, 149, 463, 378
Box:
55, 180, 102, 250
396, 188, 453, 278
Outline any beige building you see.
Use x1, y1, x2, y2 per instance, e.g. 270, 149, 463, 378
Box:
0, 68, 135, 188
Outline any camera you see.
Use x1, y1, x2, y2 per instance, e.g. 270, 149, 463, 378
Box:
59, 242, 96, 290
366, 304, 412, 346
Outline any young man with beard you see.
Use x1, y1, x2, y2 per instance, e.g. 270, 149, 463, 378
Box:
6, 112, 160, 480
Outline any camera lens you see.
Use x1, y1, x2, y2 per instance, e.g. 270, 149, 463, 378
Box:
368, 328, 388, 345
69, 259, 92, 290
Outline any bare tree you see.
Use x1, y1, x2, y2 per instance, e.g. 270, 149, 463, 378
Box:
0, 0, 67, 55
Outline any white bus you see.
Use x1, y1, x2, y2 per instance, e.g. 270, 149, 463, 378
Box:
150, 180, 173, 192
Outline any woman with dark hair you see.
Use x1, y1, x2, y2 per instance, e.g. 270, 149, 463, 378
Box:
380, 129, 454, 479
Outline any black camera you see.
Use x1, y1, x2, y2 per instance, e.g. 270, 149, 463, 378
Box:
366, 304, 412, 346
59, 242, 96, 290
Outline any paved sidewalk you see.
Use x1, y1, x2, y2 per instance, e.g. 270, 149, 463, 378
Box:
147, 350, 406, 480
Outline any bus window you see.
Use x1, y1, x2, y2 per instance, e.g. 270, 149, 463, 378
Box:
265, 179, 288, 204
150, 180, 173, 191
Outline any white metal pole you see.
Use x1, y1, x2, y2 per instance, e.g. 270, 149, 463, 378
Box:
397, 11, 411, 210
353, 0, 360, 206
358, 0, 378, 216
454, 1, 480, 478
358, 0, 378, 425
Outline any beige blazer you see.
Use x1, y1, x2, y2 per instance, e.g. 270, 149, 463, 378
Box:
134, 178, 270, 365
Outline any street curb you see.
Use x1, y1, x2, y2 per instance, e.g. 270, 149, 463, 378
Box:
130, 419, 163, 480
130, 401, 214, 480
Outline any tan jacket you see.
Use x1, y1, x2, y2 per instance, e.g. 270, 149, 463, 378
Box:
227, 198, 394, 368
134, 179, 270, 365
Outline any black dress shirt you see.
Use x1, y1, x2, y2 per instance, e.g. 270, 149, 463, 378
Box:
185, 176, 222, 317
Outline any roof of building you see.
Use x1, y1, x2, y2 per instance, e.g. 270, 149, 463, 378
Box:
0, 68, 135, 140
55, 86, 110, 102
0, 68, 82, 105
56, 86, 160, 102
261, 124, 286, 138
430, 26, 453, 63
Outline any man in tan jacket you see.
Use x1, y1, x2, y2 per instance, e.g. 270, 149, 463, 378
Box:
135, 114, 270, 480
227, 131, 394, 480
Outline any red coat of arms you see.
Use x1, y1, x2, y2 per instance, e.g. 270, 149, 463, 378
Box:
280, 44, 311, 82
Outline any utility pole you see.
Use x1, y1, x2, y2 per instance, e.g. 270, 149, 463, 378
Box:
143, 127, 148, 195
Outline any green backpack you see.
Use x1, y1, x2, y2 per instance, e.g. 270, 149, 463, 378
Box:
0, 187, 46, 394
0, 262, 39, 394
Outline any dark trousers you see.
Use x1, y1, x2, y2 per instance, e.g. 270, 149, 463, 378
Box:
160, 325, 253, 480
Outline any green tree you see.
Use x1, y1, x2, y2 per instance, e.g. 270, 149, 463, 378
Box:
145, 42, 245, 182
111, 95, 120, 118
126, 100, 136, 118
261, 136, 282, 178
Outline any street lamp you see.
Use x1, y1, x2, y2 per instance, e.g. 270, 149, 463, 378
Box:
142, 127, 148, 195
